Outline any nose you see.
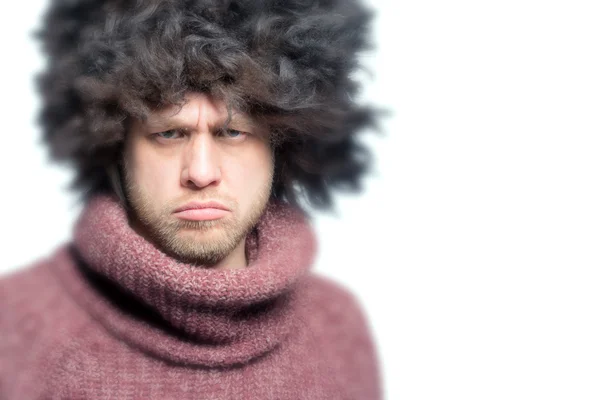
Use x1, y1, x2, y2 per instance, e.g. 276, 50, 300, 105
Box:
180, 132, 222, 189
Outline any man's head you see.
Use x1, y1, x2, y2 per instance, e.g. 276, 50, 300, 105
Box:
121, 92, 274, 266
37, 0, 379, 264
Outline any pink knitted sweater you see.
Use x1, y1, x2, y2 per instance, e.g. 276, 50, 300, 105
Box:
0, 194, 382, 399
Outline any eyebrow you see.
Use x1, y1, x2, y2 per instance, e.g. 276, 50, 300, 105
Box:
142, 110, 261, 133
225, 113, 262, 131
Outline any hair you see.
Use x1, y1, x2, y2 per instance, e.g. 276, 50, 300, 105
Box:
37, 0, 381, 214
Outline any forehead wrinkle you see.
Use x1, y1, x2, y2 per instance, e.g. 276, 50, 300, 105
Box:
189, 101, 228, 133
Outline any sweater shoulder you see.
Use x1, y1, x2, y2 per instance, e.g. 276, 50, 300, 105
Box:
300, 273, 383, 399
302, 273, 366, 314
300, 273, 376, 338
0, 247, 89, 398
303, 273, 383, 398
0, 255, 57, 308
0, 249, 68, 337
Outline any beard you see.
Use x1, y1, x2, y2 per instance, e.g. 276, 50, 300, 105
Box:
121, 166, 273, 267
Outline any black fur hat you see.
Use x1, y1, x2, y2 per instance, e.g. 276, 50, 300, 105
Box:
37, 0, 380, 213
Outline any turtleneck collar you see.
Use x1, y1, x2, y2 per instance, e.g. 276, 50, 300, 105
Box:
50, 194, 318, 368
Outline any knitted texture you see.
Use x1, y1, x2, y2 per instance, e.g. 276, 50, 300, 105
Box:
0, 195, 382, 399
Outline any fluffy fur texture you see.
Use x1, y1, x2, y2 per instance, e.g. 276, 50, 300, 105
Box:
37, 0, 380, 212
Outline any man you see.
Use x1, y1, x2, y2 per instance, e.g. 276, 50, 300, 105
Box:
0, 0, 382, 398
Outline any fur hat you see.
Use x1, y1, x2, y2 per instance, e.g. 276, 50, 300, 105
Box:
37, 0, 380, 213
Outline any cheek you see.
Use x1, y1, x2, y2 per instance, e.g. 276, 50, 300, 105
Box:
227, 146, 273, 189
130, 147, 180, 198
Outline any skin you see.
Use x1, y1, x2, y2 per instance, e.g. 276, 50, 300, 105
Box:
121, 92, 274, 270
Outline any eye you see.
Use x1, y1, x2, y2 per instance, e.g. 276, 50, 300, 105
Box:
218, 128, 248, 139
154, 129, 183, 140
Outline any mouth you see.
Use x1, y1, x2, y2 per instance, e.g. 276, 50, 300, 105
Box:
173, 200, 231, 221
174, 208, 230, 221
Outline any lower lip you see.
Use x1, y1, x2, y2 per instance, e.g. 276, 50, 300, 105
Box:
174, 208, 229, 221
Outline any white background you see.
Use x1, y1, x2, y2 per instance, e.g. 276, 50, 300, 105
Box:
2, 1, 600, 399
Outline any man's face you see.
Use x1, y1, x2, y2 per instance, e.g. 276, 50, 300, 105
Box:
122, 92, 274, 266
